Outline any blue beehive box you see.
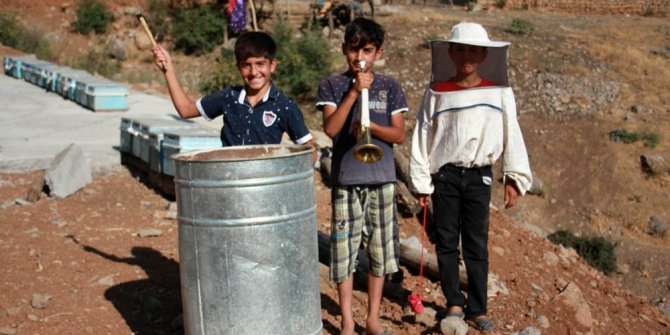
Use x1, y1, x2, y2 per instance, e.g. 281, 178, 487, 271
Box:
83, 80, 129, 111
55, 70, 92, 101
119, 118, 139, 154
137, 119, 194, 163
3, 55, 38, 79
22, 59, 55, 87
74, 76, 108, 106
160, 126, 221, 176
42, 65, 73, 92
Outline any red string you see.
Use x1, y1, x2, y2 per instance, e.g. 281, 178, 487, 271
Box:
417, 204, 427, 292
408, 205, 428, 314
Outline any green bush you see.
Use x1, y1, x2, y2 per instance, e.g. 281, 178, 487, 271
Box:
609, 129, 660, 148
74, 49, 121, 78
0, 13, 54, 60
272, 18, 334, 101
548, 230, 618, 276
199, 49, 241, 94
72, 0, 114, 35
173, 4, 226, 55
0, 13, 21, 48
508, 18, 534, 35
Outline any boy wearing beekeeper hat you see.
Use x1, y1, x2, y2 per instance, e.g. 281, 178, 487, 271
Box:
409, 22, 532, 335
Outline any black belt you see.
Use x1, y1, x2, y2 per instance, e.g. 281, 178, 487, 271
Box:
440, 163, 491, 172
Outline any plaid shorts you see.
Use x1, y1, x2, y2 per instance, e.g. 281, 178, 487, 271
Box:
329, 183, 399, 283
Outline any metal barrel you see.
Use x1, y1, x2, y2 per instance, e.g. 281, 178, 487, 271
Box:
173, 144, 322, 335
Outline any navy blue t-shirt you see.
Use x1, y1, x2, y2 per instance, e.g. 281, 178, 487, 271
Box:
197, 85, 312, 146
316, 73, 408, 186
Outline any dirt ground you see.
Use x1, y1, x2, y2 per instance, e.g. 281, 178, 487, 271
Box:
1, 0, 670, 334
0, 168, 668, 334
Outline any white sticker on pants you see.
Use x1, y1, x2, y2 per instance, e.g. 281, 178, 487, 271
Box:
482, 176, 492, 185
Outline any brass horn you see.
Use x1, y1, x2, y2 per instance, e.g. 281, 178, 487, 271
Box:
353, 61, 384, 163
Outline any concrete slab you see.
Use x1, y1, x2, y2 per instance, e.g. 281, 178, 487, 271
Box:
0, 73, 220, 173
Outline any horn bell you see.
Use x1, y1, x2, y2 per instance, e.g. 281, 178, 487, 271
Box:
353, 127, 384, 163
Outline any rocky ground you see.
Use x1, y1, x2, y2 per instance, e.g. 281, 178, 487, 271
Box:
1, 1, 670, 334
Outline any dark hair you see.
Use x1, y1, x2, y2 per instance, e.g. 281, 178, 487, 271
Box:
344, 17, 385, 50
234, 31, 277, 63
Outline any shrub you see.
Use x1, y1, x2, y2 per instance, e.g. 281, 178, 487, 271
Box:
172, 4, 226, 55
272, 18, 334, 101
0, 13, 53, 60
609, 129, 660, 148
548, 229, 618, 276
508, 18, 534, 35
74, 49, 121, 78
199, 49, 240, 94
72, 0, 114, 35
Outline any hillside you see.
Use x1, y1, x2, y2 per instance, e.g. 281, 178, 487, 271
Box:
1, 0, 669, 334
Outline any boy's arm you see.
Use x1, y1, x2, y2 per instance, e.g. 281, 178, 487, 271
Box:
369, 112, 405, 144
152, 45, 200, 119
322, 73, 372, 139
501, 87, 532, 209
409, 90, 436, 201
322, 89, 359, 139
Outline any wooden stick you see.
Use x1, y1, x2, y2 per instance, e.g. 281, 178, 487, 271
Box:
136, 14, 157, 47
248, 0, 258, 31
136, 13, 165, 70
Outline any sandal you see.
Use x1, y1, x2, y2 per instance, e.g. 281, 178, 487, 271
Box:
445, 311, 465, 319
465, 316, 499, 335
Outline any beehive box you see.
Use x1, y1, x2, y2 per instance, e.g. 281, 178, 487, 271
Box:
160, 126, 221, 176
83, 80, 129, 111
55, 70, 92, 101
137, 119, 194, 164
119, 118, 138, 154
43, 65, 73, 92
74, 76, 109, 106
3, 55, 37, 79
22, 60, 56, 87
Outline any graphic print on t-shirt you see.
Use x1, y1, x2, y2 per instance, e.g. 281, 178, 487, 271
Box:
262, 111, 277, 127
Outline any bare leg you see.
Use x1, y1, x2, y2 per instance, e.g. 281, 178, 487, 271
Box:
366, 273, 385, 335
337, 276, 355, 335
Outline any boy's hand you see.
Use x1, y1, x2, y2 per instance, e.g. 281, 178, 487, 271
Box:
504, 180, 520, 209
353, 71, 373, 93
151, 45, 170, 72
417, 194, 431, 207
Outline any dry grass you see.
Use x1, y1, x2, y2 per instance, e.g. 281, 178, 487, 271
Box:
579, 18, 670, 109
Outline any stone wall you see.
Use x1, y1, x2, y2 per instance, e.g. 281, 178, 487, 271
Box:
479, 0, 668, 16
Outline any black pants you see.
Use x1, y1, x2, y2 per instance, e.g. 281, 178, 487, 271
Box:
431, 164, 492, 317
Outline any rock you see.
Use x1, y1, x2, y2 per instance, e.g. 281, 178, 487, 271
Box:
414, 306, 436, 327
31, 293, 52, 309
647, 215, 667, 237
640, 155, 670, 175
97, 275, 115, 286
106, 38, 128, 61
517, 327, 542, 335
440, 316, 468, 335
137, 228, 163, 237
527, 175, 545, 196
554, 282, 593, 330
45, 144, 93, 199
542, 251, 559, 266
0, 327, 17, 335
487, 272, 509, 297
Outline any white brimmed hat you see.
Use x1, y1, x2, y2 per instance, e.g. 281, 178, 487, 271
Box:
446, 22, 510, 48
430, 22, 511, 87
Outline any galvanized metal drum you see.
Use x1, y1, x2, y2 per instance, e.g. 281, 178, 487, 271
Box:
173, 144, 322, 335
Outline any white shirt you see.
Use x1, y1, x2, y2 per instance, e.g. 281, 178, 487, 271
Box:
408, 86, 532, 195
